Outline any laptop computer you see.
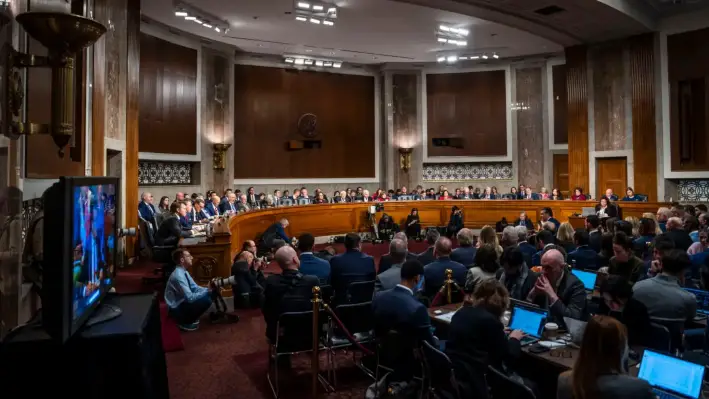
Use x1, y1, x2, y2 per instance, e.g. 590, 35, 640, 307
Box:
571, 269, 598, 292
684, 288, 709, 320
563, 317, 587, 346
507, 305, 548, 346
581, 207, 596, 216
637, 349, 705, 399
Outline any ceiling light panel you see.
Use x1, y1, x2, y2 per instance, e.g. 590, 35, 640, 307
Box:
173, 0, 230, 34
283, 56, 343, 69
294, 1, 337, 26
435, 23, 470, 47
436, 53, 502, 63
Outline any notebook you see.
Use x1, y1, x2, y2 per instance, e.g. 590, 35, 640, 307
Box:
571, 269, 598, 292
637, 349, 705, 399
507, 305, 548, 346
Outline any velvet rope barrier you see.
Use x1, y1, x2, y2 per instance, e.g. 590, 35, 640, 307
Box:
322, 303, 375, 356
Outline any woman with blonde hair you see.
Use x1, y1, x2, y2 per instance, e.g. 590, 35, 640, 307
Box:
624, 216, 640, 238
556, 222, 576, 254
557, 315, 654, 399
477, 225, 503, 258
642, 212, 663, 235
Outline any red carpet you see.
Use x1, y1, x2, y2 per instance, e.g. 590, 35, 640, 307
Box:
116, 240, 437, 398
159, 302, 184, 352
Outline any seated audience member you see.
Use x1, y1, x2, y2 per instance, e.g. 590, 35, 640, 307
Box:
621, 187, 642, 201
665, 216, 693, 251
570, 187, 587, 201
557, 315, 654, 399
656, 207, 672, 232
556, 222, 576, 255
478, 225, 503, 259
262, 246, 319, 343
513, 211, 534, 230
526, 249, 587, 325
598, 276, 651, 347
297, 233, 330, 282
643, 234, 675, 280
375, 239, 409, 292
515, 226, 536, 266
598, 233, 615, 268
155, 201, 193, 246
595, 196, 618, 218
329, 233, 376, 304
447, 206, 464, 237
690, 229, 709, 275
540, 207, 560, 231
165, 249, 225, 331
465, 244, 500, 293
379, 232, 417, 274
231, 251, 265, 309
138, 192, 157, 223
531, 229, 555, 266
404, 208, 421, 238
603, 232, 644, 284
585, 214, 603, 253
417, 229, 440, 266
685, 215, 700, 243
262, 218, 291, 250
423, 237, 467, 299
633, 249, 696, 323
500, 226, 519, 249
604, 188, 619, 202
446, 280, 528, 399
633, 217, 657, 259
568, 230, 600, 270
497, 246, 538, 300
614, 220, 633, 237
451, 228, 477, 267
372, 260, 433, 381
156, 195, 170, 213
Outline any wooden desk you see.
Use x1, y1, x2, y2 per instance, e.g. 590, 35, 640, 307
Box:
179, 232, 233, 296
228, 200, 667, 256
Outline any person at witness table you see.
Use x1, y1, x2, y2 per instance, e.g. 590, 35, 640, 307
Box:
595, 197, 618, 218
557, 315, 655, 399
604, 188, 619, 202
498, 246, 539, 300
539, 187, 550, 199
438, 190, 452, 200
404, 208, 421, 238
193, 198, 210, 221
621, 187, 641, 201
447, 206, 464, 238
297, 233, 330, 282
513, 211, 534, 230
597, 275, 651, 347
550, 188, 564, 200
446, 280, 529, 399
527, 249, 587, 325
540, 207, 560, 231
480, 186, 495, 200
598, 232, 644, 284
180, 199, 195, 230
509, 187, 518, 199
570, 187, 587, 201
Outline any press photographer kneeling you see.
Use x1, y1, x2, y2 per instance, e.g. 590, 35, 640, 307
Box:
165, 248, 239, 331
230, 249, 266, 309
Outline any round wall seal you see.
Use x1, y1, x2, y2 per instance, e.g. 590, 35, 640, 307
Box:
297, 113, 318, 138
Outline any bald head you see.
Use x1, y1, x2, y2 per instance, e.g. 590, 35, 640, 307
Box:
541, 249, 565, 283
389, 238, 407, 263
434, 237, 452, 257
275, 246, 299, 270
393, 231, 408, 244
237, 250, 254, 264
667, 217, 682, 231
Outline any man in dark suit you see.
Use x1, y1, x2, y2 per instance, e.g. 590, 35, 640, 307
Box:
527, 249, 587, 326
194, 198, 210, 221
567, 230, 600, 270
246, 186, 258, 207
585, 215, 602, 253
219, 192, 237, 214
665, 217, 694, 252
604, 188, 619, 202
138, 192, 157, 223
423, 237, 467, 299
329, 233, 376, 304
513, 211, 535, 230
156, 201, 193, 246
417, 229, 440, 266
379, 232, 417, 274
515, 226, 537, 266
532, 230, 555, 266
180, 199, 195, 230
375, 238, 409, 292
297, 233, 330, 282
206, 194, 221, 217
540, 207, 560, 231
262, 219, 291, 249
451, 228, 477, 267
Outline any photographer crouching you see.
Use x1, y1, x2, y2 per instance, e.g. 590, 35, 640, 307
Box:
165, 249, 239, 331
230, 247, 267, 309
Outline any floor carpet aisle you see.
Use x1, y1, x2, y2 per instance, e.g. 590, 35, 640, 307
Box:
114, 240, 435, 399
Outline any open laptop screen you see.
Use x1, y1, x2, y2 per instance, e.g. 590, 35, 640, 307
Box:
571, 269, 597, 291
685, 288, 709, 315
508, 306, 547, 338
637, 350, 705, 399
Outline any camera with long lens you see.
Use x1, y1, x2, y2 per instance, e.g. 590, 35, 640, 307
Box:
211, 275, 236, 289
118, 227, 137, 237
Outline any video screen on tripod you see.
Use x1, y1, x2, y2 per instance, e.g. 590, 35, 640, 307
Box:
72, 184, 117, 321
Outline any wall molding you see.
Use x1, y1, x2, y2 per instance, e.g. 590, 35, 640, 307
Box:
138, 22, 203, 163
589, 149, 635, 197
546, 58, 568, 152
233, 55, 378, 77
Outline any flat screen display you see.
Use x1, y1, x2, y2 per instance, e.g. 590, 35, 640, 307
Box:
508, 306, 547, 338
571, 269, 598, 291
638, 350, 704, 399
72, 184, 116, 321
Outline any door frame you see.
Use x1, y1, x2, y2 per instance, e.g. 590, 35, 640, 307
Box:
590, 150, 634, 200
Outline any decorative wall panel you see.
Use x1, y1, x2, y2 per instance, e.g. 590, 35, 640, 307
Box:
422, 163, 513, 181
679, 180, 709, 202
392, 74, 419, 189
566, 46, 590, 193
103, 0, 126, 140
515, 67, 544, 189
592, 43, 627, 151
139, 161, 192, 185
201, 50, 233, 194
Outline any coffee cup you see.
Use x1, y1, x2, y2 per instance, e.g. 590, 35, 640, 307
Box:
544, 322, 559, 340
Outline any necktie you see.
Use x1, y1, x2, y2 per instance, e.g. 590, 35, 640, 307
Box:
230, 203, 234, 212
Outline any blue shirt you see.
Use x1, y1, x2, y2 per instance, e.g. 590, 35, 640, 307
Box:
690, 231, 700, 243
164, 266, 209, 309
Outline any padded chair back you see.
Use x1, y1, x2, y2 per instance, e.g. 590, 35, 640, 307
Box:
397, 195, 413, 201
275, 310, 325, 353
636, 194, 649, 202
487, 365, 536, 399
319, 284, 333, 303
649, 320, 684, 353
332, 301, 373, 336
421, 340, 461, 399
501, 194, 516, 200
279, 198, 294, 206
297, 198, 312, 205
346, 280, 375, 304
376, 330, 420, 381
153, 211, 165, 231
139, 217, 156, 248
647, 322, 672, 353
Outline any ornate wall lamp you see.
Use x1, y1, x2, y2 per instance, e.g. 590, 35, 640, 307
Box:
1, 11, 107, 157
212, 143, 231, 170
399, 147, 412, 172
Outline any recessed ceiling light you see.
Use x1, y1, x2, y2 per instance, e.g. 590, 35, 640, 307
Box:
493, 53, 499, 59
193, 18, 203, 24
439, 25, 450, 32
185, 16, 196, 20
305, 49, 313, 52
323, 61, 333, 67
203, 23, 213, 28
297, 2, 310, 9
470, 55, 480, 59
175, 11, 187, 17
315, 60, 323, 66
295, 58, 305, 65
437, 37, 447, 43
482, 54, 488, 59
285, 58, 294, 63
295, 16, 307, 22
215, 27, 221, 33
309, 18, 321, 24
333, 62, 342, 68
323, 20, 334, 26
312, 4, 324, 11
437, 56, 445, 62
446, 56, 458, 63
304, 59, 314, 65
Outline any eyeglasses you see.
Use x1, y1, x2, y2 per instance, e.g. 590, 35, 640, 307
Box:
550, 349, 572, 358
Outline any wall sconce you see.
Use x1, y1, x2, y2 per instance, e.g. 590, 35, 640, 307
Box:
399, 147, 413, 172
213, 143, 231, 170
1, 12, 107, 157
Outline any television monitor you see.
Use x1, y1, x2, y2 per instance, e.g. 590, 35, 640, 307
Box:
43, 176, 119, 342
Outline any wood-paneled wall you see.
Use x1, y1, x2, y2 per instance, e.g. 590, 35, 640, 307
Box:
232, 65, 376, 179
516, 67, 544, 189
392, 73, 418, 188
552, 64, 568, 145
566, 46, 590, 193
629, 34, 658, 201
591, 43, 627, 152
426, 71, 507, 157
125, 0, 140, 255
138, 33, 197, 155
667, 27, 709, 172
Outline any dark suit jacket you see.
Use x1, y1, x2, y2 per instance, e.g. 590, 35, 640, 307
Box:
548, 217, 561, 230
446, 305, 522, 399
417, 247, 436, 266
517, 242, 537, 266
205, 202, 220, 216
598, 297, 651, 347
595, 204, 618, 218
180, 215, 192, 230
372, 285, 434, 345
423, 256, 467, 298
138, 202, 156, 223
666, 229, 694, 252
329, 250, 376, 304
219, 201, 237, 214
529, 270, 587, 326
155, 215, 192, 246
261, 270, 319, 342
379, 252, 417, 274
557, 372, 654, 399
450, 246, 477, 268
589, 230, 603, 253
513, 218, 534, 230
568, 246, 601, 270
298, 253, 331, 281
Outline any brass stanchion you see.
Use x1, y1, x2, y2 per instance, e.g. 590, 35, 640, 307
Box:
445, 269, 453, 304
311, 286, 321, 398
